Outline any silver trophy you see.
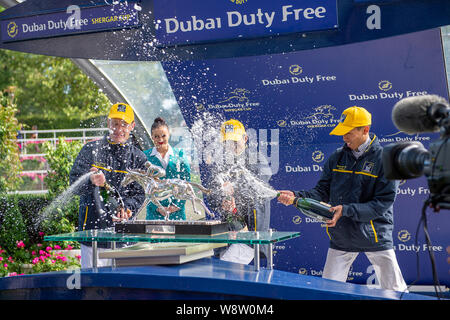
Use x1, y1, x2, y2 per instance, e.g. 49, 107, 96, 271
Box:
121, 161, 214, 220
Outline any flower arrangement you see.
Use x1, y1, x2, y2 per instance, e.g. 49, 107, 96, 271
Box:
0, 234, 80, 277
30, 244, 80, 274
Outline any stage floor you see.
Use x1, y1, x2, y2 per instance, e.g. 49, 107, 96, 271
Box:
0, 257, 437, 300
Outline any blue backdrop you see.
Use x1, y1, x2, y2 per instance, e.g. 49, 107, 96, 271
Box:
2, 0, 450, 61
162, 28, 450, 287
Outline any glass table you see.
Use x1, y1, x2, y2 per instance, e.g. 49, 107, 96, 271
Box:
45, 228, 300, 271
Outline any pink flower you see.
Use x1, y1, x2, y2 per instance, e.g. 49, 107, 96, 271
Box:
39, 232, 45, 237
3, 264, 7, 268
32, 251, 36, 255
8, 272, 17, 276
0, 257, 3, 262
36, 243, 42, 247
46, 246, 52, 252
66, 245, 73, 250
39, 250, 46, 255
16, 240, 25, 248
54, 245, 61, 250
32, 257, 39, 264
39, 256, 45, 262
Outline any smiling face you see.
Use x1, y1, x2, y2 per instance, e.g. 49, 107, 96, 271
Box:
151, 125, 170, 151
108, 118, 135, 144
342, 126, 370, 150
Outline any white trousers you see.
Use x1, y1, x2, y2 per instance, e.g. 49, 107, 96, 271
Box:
80, 244, 113, 269
322, 248, 408, 292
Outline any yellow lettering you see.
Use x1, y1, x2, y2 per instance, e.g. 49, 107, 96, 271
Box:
119, 14, 130, 21
91, 15, 123, 25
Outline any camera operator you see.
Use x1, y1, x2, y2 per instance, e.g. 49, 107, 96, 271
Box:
278, 106, 407, 292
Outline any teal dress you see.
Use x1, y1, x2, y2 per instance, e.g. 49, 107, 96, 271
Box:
143, 147, 191, 220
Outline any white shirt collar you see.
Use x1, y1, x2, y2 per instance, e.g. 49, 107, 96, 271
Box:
150, 145, 173, 169
352, 136, 371, 159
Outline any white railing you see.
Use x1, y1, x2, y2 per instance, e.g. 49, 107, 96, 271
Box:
13, 128, 108, 195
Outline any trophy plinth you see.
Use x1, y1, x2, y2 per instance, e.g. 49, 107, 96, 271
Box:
115, 219, 229, 236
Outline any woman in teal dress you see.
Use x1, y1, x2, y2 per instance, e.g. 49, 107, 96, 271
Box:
143, 117, 191, 220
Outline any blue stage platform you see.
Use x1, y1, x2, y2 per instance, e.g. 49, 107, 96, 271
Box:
0, 257, 436, 300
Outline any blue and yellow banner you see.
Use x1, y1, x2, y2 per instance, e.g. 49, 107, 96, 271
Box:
1, 0, 450, 60
154, 0, 338, 46
1, 2, 140, 42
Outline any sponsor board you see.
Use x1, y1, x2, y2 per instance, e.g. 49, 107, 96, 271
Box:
154, 0, 338, 46
163, 29, 450, 286
1, 2, 140, 42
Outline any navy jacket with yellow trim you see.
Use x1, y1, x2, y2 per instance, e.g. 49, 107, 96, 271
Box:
295, 133, 398, 252
69, 136, 147, 247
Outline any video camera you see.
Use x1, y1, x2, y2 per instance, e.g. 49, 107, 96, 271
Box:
382, 94, 450, 210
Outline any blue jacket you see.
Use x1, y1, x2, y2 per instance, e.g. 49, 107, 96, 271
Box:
143, 147, 191, 220
295, 133, 398, 252
69, 136, 147, 246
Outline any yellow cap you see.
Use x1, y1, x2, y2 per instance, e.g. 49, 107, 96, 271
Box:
329, 106, 372, 136
108, 103, 134, 124
221, 119, 246, 141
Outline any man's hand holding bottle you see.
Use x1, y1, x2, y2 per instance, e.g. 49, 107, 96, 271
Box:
90, 167, 133, 222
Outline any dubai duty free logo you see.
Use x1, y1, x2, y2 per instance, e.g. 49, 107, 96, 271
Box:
298, 268, 308, 275
277, 104, 338, 128
397, 229, 411, 242
7, 21, 18, 38
289, 64, 303, 76
276, 119, 287, 127
219, 88, 250, 104
209, 88, 260, 112
312, 150, 325, 163
292, 215, 302, 225
378, 80, 392, 91
306, 104, 337, 121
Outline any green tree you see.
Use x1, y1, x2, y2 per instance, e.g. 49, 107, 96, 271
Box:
0, 195, 28, 254
0, 90, 22, 192
0, 49, 110, 127
43, 137, 83, 198
41, 137, 83, 235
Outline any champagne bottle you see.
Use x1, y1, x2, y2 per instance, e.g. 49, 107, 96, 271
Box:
293, 196, 335, 222
98, 182, 125, 217
99, 185, 110, 203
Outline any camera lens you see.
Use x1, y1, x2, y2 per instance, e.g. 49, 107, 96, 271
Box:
382, 142, 430, 179
394, 142, 430, 179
